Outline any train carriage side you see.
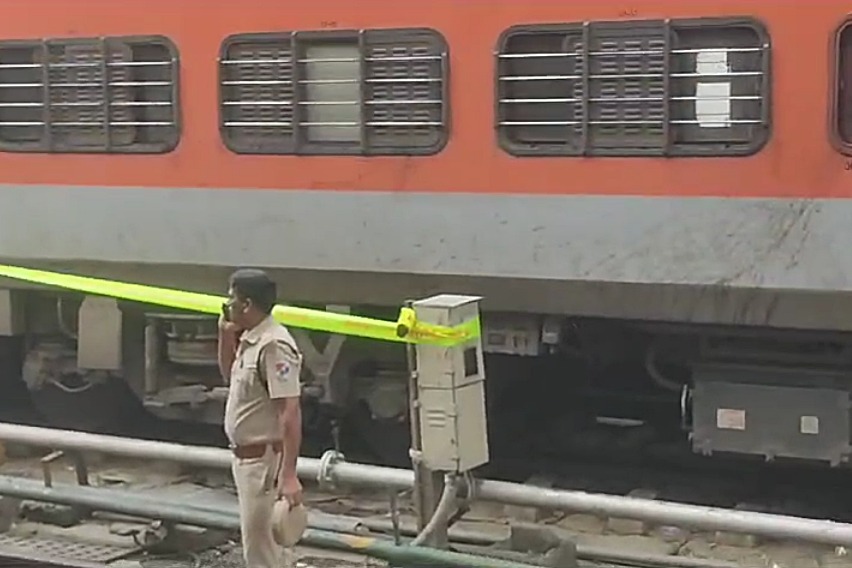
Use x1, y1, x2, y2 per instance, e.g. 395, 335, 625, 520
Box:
0, 0, 850, 467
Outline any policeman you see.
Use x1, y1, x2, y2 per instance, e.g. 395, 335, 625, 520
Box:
218, 268, 304, 568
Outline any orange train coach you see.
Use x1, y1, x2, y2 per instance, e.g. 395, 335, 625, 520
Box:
0, 0, 850, 469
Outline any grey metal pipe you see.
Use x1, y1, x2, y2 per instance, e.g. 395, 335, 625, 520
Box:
475, 479, 852, 547
4, 422, 852, 547
0, 423, 230, 469
0, 475, 237, 531
0, 422, 414, 490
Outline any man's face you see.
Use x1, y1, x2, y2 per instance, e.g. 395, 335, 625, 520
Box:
225, 286, 251, 329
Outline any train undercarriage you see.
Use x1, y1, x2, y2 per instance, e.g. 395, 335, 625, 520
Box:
2, 284, 852, 474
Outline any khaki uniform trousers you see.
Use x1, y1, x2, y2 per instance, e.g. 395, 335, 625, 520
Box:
231, 446, 289, 568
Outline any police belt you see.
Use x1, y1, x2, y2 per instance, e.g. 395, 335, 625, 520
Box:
230, 441, 283, 459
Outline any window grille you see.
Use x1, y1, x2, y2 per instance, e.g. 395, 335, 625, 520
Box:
0, 36, 179, 153
219, 28, 448, 155
496, 19, 770, 157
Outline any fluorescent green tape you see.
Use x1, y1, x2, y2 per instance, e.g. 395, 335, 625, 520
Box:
0, 265, 479, 346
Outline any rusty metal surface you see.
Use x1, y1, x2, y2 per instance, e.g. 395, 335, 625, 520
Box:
0, 545, 111, 567
0, 533, 136, 565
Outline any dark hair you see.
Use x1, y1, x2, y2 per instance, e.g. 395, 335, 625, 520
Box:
228, 268, 277, 314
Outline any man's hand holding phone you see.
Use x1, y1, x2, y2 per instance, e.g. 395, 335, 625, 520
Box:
219, 302, 243, 335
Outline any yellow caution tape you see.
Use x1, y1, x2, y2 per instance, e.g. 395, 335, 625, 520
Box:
0, 265, 479, 346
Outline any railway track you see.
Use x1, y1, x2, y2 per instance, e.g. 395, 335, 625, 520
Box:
0, 438, 850, 568
4, 399, 852, 567
0, 535, 386, 568
8, 405, 849, 527
0, 527, 748, 568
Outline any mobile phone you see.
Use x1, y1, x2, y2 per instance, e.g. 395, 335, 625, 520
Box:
221, 302, 231, 321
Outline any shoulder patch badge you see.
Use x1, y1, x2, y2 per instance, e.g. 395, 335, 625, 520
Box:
275, 361, 291, 381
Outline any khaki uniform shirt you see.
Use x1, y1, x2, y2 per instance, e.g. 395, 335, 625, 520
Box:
224, 315, 302, 447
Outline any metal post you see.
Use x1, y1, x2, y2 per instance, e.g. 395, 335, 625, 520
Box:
404, 299, 445, 546
143, 318, 160, 396
403, 301, 425, 530
410, 295, 488, 548
422, 471, 446, 547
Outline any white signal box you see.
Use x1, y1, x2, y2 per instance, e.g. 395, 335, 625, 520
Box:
413, 294, 489, 473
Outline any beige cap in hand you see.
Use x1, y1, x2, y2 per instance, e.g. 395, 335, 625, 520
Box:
271, 498, 308, 547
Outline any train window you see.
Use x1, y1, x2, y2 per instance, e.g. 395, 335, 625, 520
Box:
496, 18, 770, 157
219, 28, 448, 155
303, 42, 361, 144
833, 20, 852, 153
0, 36, 179, 153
